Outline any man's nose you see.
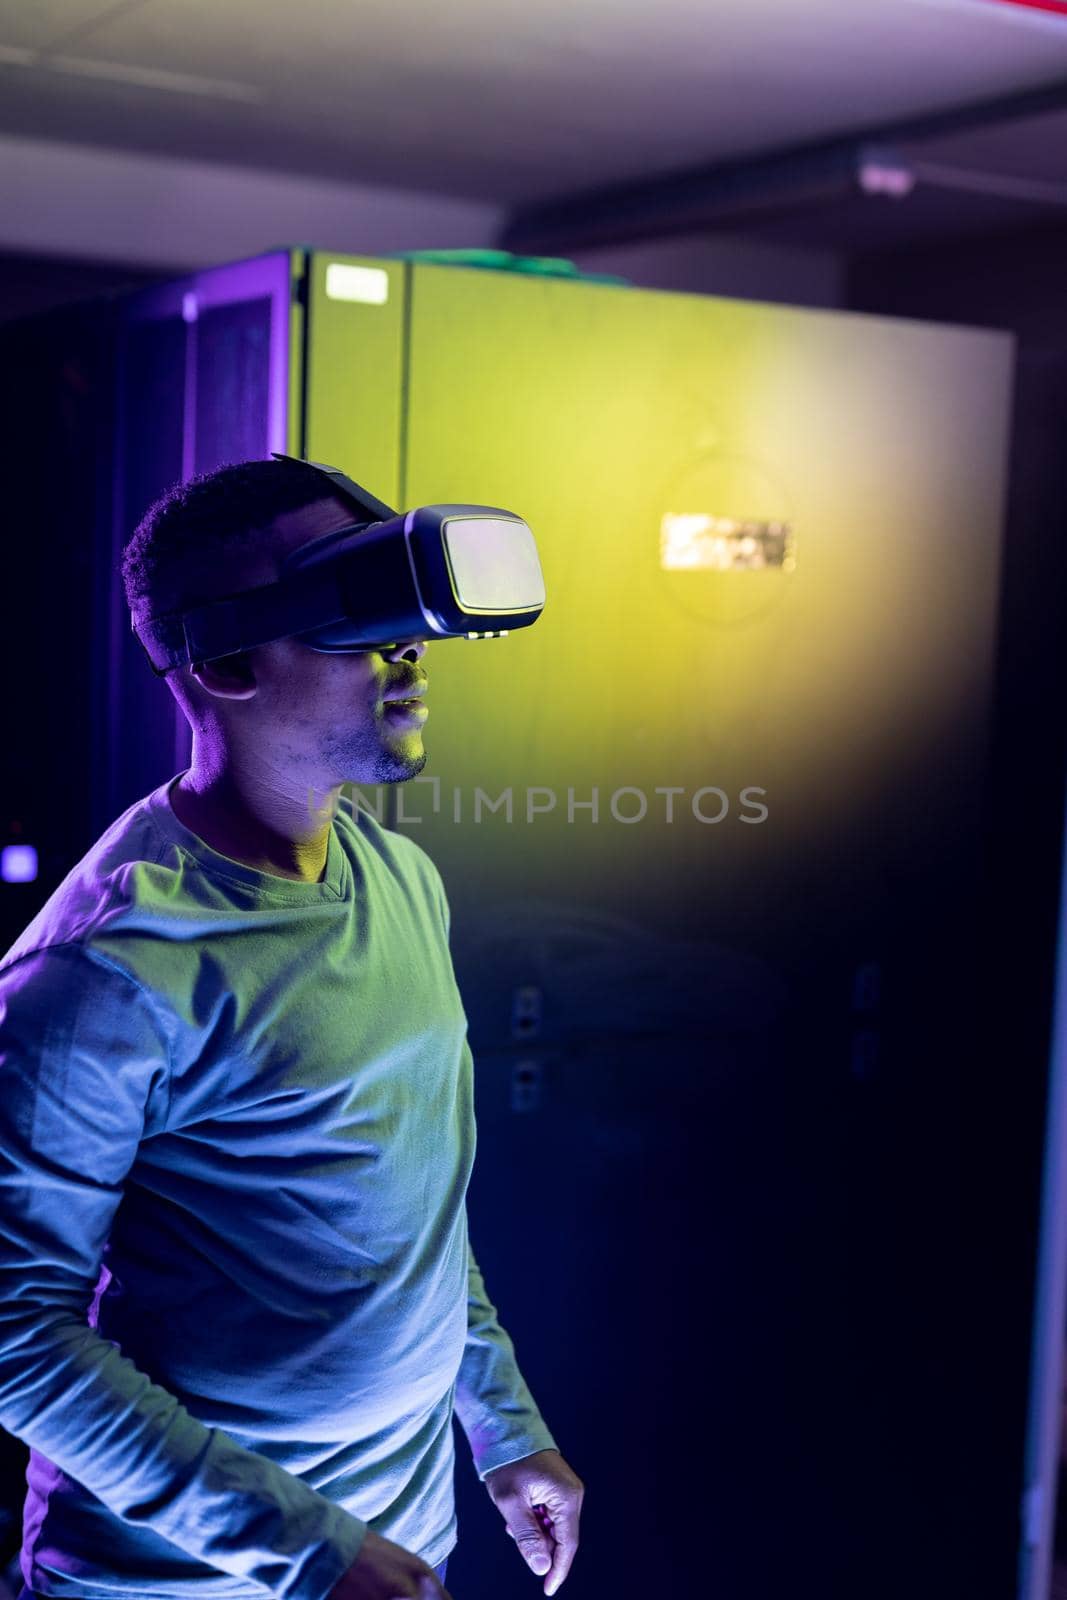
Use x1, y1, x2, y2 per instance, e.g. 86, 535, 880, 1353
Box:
383, 638, 427, 663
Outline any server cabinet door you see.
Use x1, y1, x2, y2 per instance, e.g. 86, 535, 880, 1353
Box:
107, 250, 297, 827
394, 264, 1013, 1599
302, 252, 409, 510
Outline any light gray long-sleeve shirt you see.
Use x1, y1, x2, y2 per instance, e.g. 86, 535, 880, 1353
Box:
0, 774, 557, 1599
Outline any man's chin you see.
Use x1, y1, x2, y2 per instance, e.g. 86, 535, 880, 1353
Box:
392, 750, 428, 782
371, 742, 428, 784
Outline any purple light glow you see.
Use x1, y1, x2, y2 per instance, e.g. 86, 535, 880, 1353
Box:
1, 844, 38, 883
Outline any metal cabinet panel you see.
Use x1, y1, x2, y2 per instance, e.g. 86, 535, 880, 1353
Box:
302, 252, 408, 508
386, 262, 1014, 1598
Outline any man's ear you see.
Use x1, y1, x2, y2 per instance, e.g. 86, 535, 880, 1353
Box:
187, 651, 258, 702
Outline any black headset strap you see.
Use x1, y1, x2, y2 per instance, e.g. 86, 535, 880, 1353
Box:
134, 565, 349, 676
134, 455, 403, 674
269, 452, 398, 525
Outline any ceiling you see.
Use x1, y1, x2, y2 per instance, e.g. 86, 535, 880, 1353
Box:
1, 0, 1066, 249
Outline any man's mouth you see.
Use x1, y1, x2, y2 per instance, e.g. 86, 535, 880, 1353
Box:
382, 696, 429, 724
381, 675, 428, 724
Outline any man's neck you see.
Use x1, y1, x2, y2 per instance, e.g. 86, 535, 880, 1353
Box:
169, 768, 337, 885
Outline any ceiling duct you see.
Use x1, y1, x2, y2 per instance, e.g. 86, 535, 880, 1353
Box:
499, 78, 1067, 255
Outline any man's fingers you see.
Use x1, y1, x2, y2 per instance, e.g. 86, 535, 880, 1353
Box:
541, 1506, 580, 1596
513, 1525, 553, 1574
500, 1496, 555, 1575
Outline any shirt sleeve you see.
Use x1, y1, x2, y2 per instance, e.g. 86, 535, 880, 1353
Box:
454, 1235, 560, 1481
0, 942, 367, 1600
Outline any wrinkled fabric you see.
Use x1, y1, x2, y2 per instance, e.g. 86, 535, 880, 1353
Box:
0, 775, 557, 1599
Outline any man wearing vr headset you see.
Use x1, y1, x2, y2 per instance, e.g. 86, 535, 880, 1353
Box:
0, 456, 583, 1600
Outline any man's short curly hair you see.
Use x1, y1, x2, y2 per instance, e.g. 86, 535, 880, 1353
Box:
121, 457, 334, 622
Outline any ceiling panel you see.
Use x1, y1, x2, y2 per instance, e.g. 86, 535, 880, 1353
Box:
0, 0, 1066, 204
0, 0, 121, 52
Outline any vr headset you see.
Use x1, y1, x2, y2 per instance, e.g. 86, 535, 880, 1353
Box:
132, 453, 546, 677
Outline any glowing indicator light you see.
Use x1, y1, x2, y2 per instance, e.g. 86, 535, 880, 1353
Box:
325, 265, 390, 305
1, 844, 38, 883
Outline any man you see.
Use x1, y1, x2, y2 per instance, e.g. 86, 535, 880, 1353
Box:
0, 457, 584, 1600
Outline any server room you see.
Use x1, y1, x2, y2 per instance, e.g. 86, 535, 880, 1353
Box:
2, 4, 1067, 1600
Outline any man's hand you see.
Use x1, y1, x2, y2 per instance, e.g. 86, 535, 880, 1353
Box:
327, 1527, 452, 1599
484, 1447, 584, 1596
